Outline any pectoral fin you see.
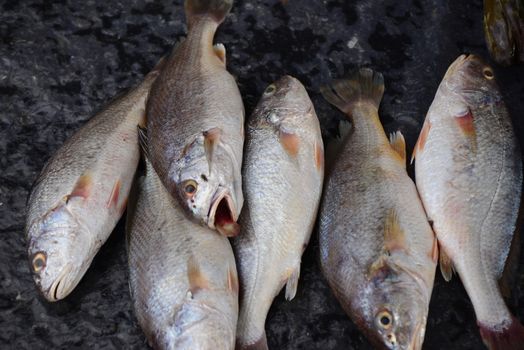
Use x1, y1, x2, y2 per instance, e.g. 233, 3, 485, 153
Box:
384, 209, 407, 253
285, 265, 301, 301
411, 118, 431, 164
66, 173, 93, 203
203, 128, 222, 171
187, 255, 209, 294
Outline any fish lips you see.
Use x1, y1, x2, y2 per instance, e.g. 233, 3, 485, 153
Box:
207, 188, 240, 237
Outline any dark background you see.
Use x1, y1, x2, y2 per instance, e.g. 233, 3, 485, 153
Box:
1, 0, 523, 349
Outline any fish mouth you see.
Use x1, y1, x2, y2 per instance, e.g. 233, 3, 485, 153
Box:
46, 265, 72, 302
208, 190, 239, 237
443, 53, 470, 81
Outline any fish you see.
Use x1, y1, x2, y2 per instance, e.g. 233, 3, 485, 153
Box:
233, 76, 324, 349
319, 68, 437, 350
25, 61, 163, 302
145, 0, 244, 237
484, 0, 524, 66
126, 157, 238, 350
412, 54, 524, 349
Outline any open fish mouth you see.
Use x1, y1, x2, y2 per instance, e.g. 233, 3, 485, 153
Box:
46, 265, 72, 302
208, 190, 239, 237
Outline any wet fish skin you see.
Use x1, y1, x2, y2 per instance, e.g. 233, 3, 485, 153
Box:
413, 54, 524, 349
127, 159, 238, 350
25, 63, 162, 302
484, 0, 524, 65
233, 76, 324, 349
319, 69, 437, 350
146, 0, 244, 237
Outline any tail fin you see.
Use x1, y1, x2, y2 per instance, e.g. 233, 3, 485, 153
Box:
236, 332, 268, 350
478, 317, 524, 350
320, 68, 384, 115
185, 0, 233, 24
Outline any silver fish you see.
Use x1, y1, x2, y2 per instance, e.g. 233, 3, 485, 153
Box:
413, 54, 524, 349
25, 62, 162, 301
234, 76, 324, 349
146, 0, 244, 237
319, 68, 437, 350
127, 158, 238, 350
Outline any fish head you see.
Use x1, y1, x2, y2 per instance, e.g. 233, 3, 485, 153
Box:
254, 75, 312, 119
27, 198, 92, 301
359, 261, 429, 350
173, 131, 242, 237
440, 54, 501, 115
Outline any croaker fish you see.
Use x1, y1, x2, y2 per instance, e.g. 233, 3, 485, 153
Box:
319, 69, 437, 350
413, 54, 524, 349
234, 76, 324, 349
145, 0, 244, 237
25, 62, 163, 302
484, 0, 524, 65
127, 158, 238, 350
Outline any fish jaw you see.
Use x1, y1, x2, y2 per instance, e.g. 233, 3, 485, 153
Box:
27, 201, 95, 301
207, 188, 239, 237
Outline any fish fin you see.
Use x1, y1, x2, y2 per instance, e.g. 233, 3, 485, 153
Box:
320, 68, 384, 116
137, 125, 150, 159
478, 317, 524, 350
185, 0, 233, 26
279, 130, 300, 157
454, 108, 477, 150
236, 332, 269, 350
314, 140, 324, 172
106, 179, 121, 209
389, 130, 406, 165
439, 243, 454, 282
430, 236, 439, 264
285, 264, 301, 301
213, 43, 226, 65
227, 264, 239, 293
325, 120, 352, 171
66, 173, 93, 202
384, 209, 407, 253
411, 118, 431, 164
187, 255, 209, 294
203, 127, 222, 168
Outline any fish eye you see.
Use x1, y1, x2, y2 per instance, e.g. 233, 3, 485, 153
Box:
32, 252, 46, 273
376, 310, 393, 330
182, 180, 198, 197
483, 67, 494, 80
264, 84, 276, 95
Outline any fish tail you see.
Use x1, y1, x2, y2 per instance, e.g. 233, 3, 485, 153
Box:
478, 316, 524, 350
320, 68, 384, 116
184, 0, 233, 25
236, 332, 268, 350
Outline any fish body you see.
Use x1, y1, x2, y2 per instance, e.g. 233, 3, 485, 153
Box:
234, 76, 324, 349
25, 64, 161, 301
484, 0, 524, 65
127, 159, 238, 350
146, 0, 244, 237
319, 69, 437, 350
413, 54, 524, 349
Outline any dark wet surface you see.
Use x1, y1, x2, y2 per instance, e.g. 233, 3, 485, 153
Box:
1, 0, 523, 349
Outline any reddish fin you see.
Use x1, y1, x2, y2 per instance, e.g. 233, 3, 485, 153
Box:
411, 118, 431, 164
389, 130, 406, 165
106, 180, 121, 209
236, 332, 269, 350
439, 243, 454, 282
478, 317, 524, 350
213, 43, 226, 65
314, 140, 324, 171
227, 265, 239, 293
67, 173, 93, 202
384, 209, 407, 253
429, 237, 439, 263
280, 131, 300, 157
204, 127, 222, 165
455, 108, 476, 136
187, 256, 209, 294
